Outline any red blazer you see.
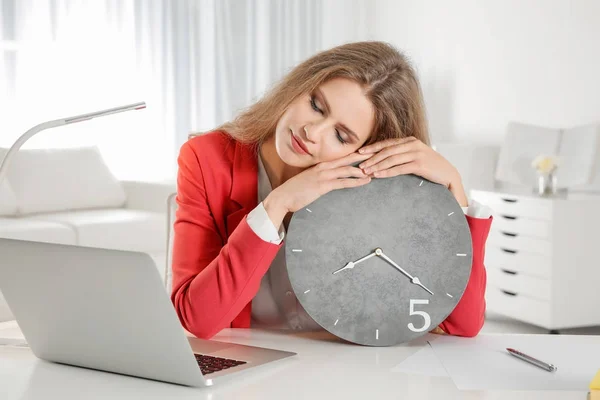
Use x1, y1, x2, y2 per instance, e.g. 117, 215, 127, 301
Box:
171, 131, 493, 339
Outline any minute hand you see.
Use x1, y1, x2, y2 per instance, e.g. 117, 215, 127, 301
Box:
377, 252, 414, 280
377, 252, 434, 295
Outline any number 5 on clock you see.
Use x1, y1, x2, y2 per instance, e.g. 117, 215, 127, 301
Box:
407, 299, 431, 333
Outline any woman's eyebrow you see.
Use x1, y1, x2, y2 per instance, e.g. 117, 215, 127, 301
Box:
315, 88, 360, 141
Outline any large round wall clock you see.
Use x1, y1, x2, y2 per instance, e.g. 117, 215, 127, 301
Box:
285, 174, 473, 346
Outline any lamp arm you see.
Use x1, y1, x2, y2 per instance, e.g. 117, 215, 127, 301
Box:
0, 102, 145, 186
0, 119, 66, 184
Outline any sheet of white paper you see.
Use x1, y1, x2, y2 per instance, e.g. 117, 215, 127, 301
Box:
390, 345, 448, 377
428, 334, 600, 391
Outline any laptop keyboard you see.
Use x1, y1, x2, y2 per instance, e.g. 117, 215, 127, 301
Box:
194, 354, 247, 375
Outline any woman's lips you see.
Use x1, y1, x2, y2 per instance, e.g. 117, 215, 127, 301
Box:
290, 130, 311, 155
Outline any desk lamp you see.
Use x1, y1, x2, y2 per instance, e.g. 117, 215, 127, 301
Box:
0, 102, 146, 185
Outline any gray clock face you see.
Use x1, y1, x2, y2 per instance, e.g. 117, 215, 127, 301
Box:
285, 174, 473, 346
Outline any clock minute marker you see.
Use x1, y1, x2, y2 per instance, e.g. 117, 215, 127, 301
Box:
283, 172, 475, 347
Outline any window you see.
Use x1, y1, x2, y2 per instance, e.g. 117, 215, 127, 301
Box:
0, 0, 174, 181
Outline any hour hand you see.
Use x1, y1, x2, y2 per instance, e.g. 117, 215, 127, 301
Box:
332, 251, 377, 274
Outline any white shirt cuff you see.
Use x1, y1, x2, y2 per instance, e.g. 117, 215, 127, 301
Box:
462, 199, 493, 219
247, 202, 285, 244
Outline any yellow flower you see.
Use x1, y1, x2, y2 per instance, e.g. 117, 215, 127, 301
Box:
531, 155, 558, 174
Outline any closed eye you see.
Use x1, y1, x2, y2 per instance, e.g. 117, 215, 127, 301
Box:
310, 95, 322, 114
309, 95, 348, 145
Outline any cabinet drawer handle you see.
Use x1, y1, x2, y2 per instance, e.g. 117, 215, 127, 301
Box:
501, 269, 517, 275
501, 198, 518, 203
501, 290, 517, 296
500, 248, 517, 254
501, 215, 518, 220
501, 231, 518, 237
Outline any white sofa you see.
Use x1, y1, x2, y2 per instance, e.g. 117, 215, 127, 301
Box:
0, 146, 175, 322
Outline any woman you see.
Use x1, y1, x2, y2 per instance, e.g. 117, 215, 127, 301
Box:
171, 41, 492, 340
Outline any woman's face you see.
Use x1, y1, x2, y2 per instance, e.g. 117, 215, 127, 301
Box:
274, 78, 375, 168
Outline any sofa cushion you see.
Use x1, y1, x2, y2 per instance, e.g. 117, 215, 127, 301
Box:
0, 217, 77, 245
0, 181, 19, 216
25, 209, 166, 253
2, 146, 126, 215
0, 149, 19, 216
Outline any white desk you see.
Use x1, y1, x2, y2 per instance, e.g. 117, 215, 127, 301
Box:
0, 321, 588, 400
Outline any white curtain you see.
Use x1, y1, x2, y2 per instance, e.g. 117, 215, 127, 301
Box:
0, 0, 324, 181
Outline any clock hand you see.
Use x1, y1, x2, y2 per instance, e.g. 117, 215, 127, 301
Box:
376, 250, 414, 280
410, 277, 434, 296
332, 251, 377, 274
377, 251, 434, 295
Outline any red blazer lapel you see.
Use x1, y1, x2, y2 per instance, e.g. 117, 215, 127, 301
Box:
225, 141, 258, 238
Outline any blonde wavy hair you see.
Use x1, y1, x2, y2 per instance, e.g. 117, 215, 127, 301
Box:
213, 41, 430, 147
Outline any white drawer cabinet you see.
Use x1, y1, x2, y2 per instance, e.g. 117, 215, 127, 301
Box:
470, 190, 554, 220
471, 189, 600, 331
487, 267, 551, 301
492, 215, 551, 239
485, 247, 551, 278
487, 229, 552, 255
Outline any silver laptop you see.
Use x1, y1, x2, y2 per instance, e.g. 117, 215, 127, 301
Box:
0, 238, 296, 387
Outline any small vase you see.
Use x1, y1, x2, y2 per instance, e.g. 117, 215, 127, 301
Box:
537, 171, 558, 196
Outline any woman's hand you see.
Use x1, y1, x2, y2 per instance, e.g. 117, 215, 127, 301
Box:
357, 137, 468, 206
263, 152, 373, 229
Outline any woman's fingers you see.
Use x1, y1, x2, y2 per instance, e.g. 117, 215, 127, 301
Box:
318, 165, 371, 194
324, 166, 368, 180
359, 140, 419, 170
370, 163, 416, 178
323, 152, 373, 170
358, 136, 417, 154
327, 176, 371, 192
363, 152, 417, 174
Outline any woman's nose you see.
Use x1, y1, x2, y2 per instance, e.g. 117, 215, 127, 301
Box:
303, 122, 329, 143
303, 125, 314, 142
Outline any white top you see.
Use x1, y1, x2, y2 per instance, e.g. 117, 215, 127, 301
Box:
247, 156, 492, 331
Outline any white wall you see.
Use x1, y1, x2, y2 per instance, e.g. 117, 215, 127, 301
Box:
320, 0, 374, 50
368, 0, 600, 145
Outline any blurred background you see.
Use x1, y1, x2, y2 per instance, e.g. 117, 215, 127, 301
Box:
1, 0, 600, 334
1, 0, 597, 180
